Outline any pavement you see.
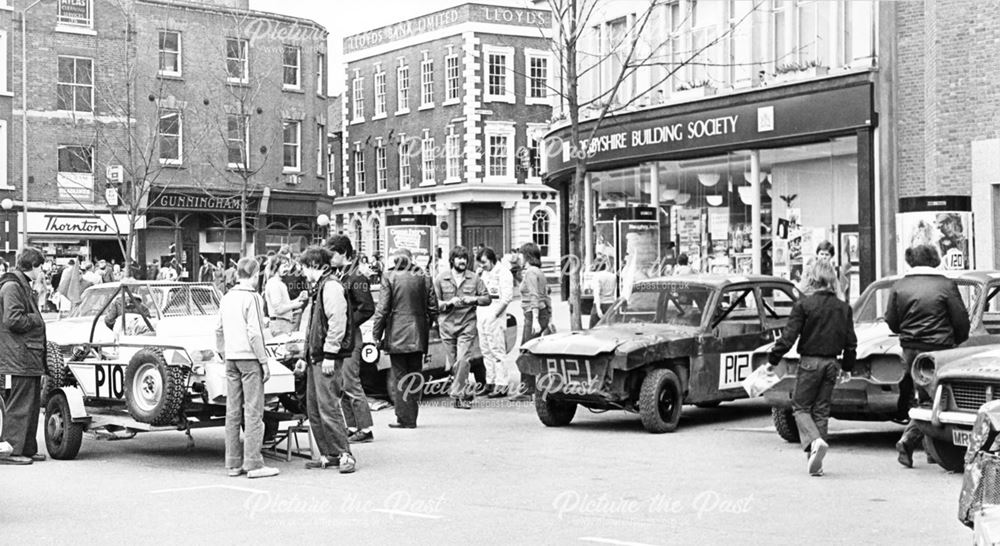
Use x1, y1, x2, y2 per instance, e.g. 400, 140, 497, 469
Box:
7, 294, 969, 544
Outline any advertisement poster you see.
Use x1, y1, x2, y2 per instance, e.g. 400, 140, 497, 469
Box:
619, 220, 660, 294
595, 221, 616, 266
677, 209, 702, 257
896, 211, 973, 270
708, 207, 730, 242
386, 224, 433, 269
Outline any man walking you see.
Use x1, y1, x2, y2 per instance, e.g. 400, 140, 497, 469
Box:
886, 244, 970, 468
476, 247, 513, 398
215, 257, 279, 479
300, 246, 356, 473
327, 235, 376, 444
433, 246, 491, 409
371, 248, 439, 428
0, 247, 48, 465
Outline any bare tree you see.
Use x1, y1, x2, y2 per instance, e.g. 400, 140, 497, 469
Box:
544, 0, 764, 331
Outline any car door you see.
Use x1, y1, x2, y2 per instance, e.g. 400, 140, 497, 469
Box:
758, 283, 799, 341
700, 284, 769, 398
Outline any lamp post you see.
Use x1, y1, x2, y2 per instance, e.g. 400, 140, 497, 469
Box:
316, 213, 331, 243
19, 0, 45, 250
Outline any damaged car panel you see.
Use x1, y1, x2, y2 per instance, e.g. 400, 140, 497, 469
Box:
517, 275, 798, 433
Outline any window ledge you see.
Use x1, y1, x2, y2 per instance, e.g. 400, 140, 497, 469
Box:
55, 25, 97, 36
282, 168, 302, 175
377, 188, 389, 194
159, 159, 184, 168
0, 185, 15, 190
443, 177, 462, 184
418, 180, 436, 187
349, 117, 366, 125
525, 97, 549, 106
226, 79, 249, 87
484, 95, 515, 105
394, 109, 410, 116
282, 86, 304, 94
442, 98, 461, 106
372, 113, 387, 121
0, 91, 12, 98
0, 5, 12, 11
485, 176, 514, 184
157, 72, 183, 81
418, 103, 435, 111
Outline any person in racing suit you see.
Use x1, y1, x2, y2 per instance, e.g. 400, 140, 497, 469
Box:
475, 247, 513, 398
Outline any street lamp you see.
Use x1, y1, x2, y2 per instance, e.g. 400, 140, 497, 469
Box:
19, 0, 48, 250
316, 214, 331, 242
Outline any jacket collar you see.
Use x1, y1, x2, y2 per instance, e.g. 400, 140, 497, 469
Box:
229, 283, 257, 293
905, 266, 943, 277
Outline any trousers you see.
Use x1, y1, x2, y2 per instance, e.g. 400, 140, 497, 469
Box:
441, 326, 477, 399
1, 376, 41, 457
390, 353, 425, 427
899, 348, 925, 450
341, 329, 374, 431
224, 360, 265, 471
518, 307, 551, 395
477, 312, 508, 387
792, 356, 839, 451
306, 361, 351, 458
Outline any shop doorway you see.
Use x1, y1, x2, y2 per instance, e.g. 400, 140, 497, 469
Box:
89, 239, 125, 264
461, 203, 503, 252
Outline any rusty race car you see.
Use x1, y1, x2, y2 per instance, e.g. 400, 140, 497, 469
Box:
764, 270, 1000, 444
518, 275, 799, 433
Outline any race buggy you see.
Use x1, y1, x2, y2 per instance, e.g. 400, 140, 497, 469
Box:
41, 282, 298, 460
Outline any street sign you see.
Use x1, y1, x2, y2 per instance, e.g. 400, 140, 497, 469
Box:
106, 165, 124, 184
360, 343, 381, 364
105, 188, 119, 207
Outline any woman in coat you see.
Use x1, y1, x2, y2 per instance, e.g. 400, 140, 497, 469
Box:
57, 259, 84, 313
370, 248, 439, 428
767, 260, 857, 476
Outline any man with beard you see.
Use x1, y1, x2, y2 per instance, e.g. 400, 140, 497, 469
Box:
433, 246, 490, 409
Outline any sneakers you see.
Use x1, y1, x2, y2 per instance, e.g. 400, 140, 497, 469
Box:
338, 453, 357, 474
453, 398, 472, 410
348, 430, 374, 443
227, 468, 246, 477
0, 442, 12, 457
896, 440, 914, 468
247, 466, 280, 479
808, 439, 828, 476
30, 453, 46, 462
0, 455, 32, 465
305, 456, 338, 470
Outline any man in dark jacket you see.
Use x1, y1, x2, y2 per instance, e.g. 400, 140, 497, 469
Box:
327, 235, 376, 443
371, 248, 439, 428
886, 244, 970, 468
0, 247, 48, 465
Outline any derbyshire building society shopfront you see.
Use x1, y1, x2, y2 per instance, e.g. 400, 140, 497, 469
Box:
543, 72, 877, 300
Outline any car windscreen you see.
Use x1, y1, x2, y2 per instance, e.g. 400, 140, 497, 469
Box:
151, 285, 221, 317
71, 287, 117, 318
852, 278, 980, 324
603, 282, 711, 327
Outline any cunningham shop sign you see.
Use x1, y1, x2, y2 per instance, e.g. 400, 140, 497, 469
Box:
542, 82, 874, 180
25, 213, 142, 236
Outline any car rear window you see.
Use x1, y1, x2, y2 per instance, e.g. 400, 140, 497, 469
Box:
604, 282, 712, 327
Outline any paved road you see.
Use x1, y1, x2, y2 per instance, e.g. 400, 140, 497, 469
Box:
1, 396, 968, 545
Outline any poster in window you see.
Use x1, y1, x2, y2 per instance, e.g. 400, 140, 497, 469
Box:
386, 224, 433, 269
618, 220, 660, 295
896, 211, 973, 270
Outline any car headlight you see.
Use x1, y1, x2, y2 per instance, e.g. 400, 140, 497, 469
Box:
912, 355, 936, 387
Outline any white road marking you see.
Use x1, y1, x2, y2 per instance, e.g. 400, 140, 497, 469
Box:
580, 538, 660, 546
150, 484, 266, 495
372, 509, 444, 520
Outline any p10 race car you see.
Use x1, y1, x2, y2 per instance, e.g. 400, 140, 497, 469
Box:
764, 270, 1000, 445
517, 275, 798, 433
41, 282, 298, 460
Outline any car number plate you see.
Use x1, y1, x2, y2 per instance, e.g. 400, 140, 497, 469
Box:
542, 358, 605, 394
953, 429, 971, 447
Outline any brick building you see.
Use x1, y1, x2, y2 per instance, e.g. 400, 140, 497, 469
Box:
334, 3, 557, 266
0, 1, 13, 262
4, 0, 330, 277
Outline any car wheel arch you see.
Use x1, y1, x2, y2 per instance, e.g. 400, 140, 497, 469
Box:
633, 359, 690, 400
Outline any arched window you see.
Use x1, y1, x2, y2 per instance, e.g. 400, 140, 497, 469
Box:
371, 216, 382, 257
532, 209, 550, 256
352, 219, 363, 253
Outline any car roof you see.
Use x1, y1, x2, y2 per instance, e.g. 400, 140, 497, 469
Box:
82, 281, 216, 292
634, 274, 792, 289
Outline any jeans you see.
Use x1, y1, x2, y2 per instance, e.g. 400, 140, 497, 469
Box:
306, 362, 351, 458
792, 356, 839, 451
899, 348, 925, 450
477, 313, 508, 388
225, 360, 265, 471
442, 326, 477, 399
341, 329, 374, 431
589, 303, 613, 328
518, 307, 551, 395
390, 353, 425, 427
2, 376, 41, 457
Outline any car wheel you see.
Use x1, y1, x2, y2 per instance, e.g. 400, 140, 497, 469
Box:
41, 343, 69, 406
535, 392, 577, 426
695, 401, 722, 409
923, 436, 965, 472
45, 392, 84, 460
639, 368, 683, 433
772, 407, 800, 443
124, 348, 188, 426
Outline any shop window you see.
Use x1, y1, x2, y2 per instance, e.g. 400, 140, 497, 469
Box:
399, 138, 411, 189
282, 120, 301, 172
396, 61, 410, 114
420, 53, 434, 108
282, 46, 300, 90
57, 145, 94, 203
532, 209, 551, 256
374, 66, 387, 117
58, 0, 93, 28
158, 110, 182, 165
376, 144, 387, 192
57, 56, 93, 113
158, 30, 181, 77
226, 114, 249, 169
445, 53, 460, 102
225, 38, 248, 84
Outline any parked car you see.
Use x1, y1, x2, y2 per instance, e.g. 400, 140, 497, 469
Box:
517, 275, 799, 433
765, 270, 1000, 444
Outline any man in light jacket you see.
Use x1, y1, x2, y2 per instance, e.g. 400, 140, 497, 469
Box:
300, 246, 356, 473
475, 247, 513, 398
215, 257, 279, 479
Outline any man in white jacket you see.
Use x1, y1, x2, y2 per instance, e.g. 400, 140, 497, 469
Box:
215, 257, 279, 479
475, 247, 513, 398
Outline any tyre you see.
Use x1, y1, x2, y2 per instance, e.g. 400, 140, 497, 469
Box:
772, 407, 800, 443
639, 368, 683, 433
695, 401, 722, 409
124, 348, 188, 426
42, 343, 69, 406
535, 392, 577, 426
45, 392, 84, 460
924, 436, 965, 473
